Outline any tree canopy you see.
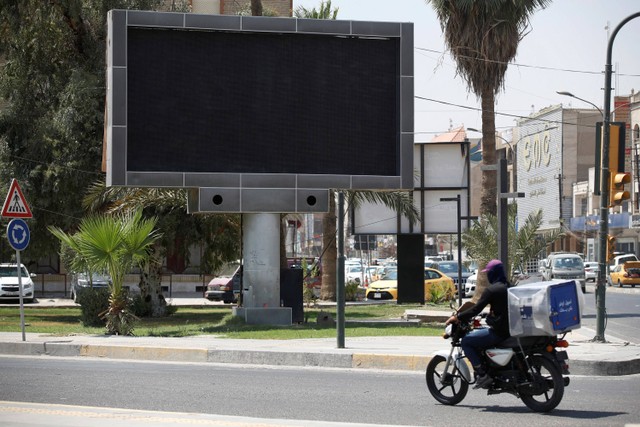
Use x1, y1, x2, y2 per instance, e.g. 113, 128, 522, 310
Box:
425, 0, 551, 216
0, 0, 164, 264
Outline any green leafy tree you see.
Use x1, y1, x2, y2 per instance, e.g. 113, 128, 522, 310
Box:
425, 0, 550, 216
0, 0, 164, 263
49, 210, 160, 335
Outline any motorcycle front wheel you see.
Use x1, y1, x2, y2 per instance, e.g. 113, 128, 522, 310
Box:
425, 355, 469, 405
519, 355, 565, 412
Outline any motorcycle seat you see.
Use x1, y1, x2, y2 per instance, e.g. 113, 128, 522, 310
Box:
498, 335, 549, 348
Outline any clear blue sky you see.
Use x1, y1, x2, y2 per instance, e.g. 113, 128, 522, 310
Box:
293, 0, 640, 141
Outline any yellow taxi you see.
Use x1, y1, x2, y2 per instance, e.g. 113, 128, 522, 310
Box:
608, 261, 640, 288
365, 267, 455, 301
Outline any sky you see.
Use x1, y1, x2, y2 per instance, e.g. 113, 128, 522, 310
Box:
292, 0, 640, 142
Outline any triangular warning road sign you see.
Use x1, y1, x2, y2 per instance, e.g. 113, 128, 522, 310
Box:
1, 179, 33, 218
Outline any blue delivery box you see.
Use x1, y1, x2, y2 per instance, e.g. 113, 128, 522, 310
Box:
508, 280, 584, 337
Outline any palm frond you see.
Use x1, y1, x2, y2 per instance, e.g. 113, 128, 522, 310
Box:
347, 191, 420, 225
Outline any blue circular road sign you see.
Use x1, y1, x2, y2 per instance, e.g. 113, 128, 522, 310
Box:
7, 218, 30, 251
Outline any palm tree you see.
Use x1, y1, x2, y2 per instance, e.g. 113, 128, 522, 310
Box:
462, 205, 562, 301
49, 210, 160, 335
250, 0, 262, 16
294, 0, 339, 19
83, 180, 241, 317
425, 0, 550, 216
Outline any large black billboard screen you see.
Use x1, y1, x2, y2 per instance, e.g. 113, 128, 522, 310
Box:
106, 10, 414, 194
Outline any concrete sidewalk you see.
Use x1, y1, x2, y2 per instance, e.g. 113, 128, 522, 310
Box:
1, 298, 639, 376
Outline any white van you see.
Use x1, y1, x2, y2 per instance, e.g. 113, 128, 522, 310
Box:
540, 252, 586, 293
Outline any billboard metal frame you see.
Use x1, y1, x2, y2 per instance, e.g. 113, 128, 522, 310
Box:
105, 10, 414, 213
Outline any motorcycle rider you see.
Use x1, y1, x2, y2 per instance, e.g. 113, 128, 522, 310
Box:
445, 259, 511, 389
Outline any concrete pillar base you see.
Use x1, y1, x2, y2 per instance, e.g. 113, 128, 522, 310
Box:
233, 307, 292, 325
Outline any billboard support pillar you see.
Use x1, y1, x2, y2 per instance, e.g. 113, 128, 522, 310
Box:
241, 213, 290, 325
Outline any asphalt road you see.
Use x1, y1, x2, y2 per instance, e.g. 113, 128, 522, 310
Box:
581, 284, 640, 343
1, 356, 640, 427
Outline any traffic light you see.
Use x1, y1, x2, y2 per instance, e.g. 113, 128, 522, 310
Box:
610, 172, 631, 207
608, 123, 631, 207
606, 235, 616, 262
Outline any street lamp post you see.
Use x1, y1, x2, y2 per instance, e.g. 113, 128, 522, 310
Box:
595, 12, 640, 342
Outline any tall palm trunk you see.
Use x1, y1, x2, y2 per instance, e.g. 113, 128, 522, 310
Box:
321, 192, 337, 300
481, 89, 498, 217
250, 0, 262, 16
138, 244, 167, 317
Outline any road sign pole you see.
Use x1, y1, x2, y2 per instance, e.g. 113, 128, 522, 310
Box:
16, 249, 25, 341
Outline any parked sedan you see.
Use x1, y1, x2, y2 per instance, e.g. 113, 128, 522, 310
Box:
365, 268, 454, 302
608, 261, 640, 288
584, 261, 599, 282
426, 261, 473, 297
70, 272, 112, 302
0, 263, 35, 303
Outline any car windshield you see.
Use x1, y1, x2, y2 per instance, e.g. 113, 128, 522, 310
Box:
78, 273, 110, 282
381, 269, 398, 280
217, 263, 240, 277
436, 262, 469, 274
0, 266, 29, 278
553, 258, 583, 269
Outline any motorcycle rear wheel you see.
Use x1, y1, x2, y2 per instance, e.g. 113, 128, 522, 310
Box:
426, 355, 469, 405
520, 355, 565, 412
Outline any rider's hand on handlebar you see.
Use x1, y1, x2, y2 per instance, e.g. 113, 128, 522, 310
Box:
445, 315, 458, 325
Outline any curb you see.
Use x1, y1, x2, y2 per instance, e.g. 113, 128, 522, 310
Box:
5, 340, 640, 375
0, 341, 434, 371
569, 358, 640, 376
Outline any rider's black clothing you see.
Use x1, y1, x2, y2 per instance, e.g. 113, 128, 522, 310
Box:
456, 281, 510, 338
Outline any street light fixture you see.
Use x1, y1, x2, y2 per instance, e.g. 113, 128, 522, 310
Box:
556, 91, 604, 118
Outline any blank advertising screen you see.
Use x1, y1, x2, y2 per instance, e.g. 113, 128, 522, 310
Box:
127, 28, 398, 176
106, 10, 414, 196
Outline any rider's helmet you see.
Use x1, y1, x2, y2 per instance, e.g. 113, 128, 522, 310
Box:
482, 259, 507, 284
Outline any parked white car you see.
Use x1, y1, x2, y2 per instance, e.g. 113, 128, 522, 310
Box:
583, 261, 598, 282
0, 263, 35, 302
345, 265, 364, 283
464, 272, 477, 297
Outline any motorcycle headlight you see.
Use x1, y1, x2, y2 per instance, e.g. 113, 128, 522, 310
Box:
445, 324, 453, 336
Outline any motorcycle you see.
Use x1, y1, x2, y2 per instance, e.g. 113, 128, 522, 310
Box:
425, 308, 571, 412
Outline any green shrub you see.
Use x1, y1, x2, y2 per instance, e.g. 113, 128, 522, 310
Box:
425, 282, 456, 304
130, 293, 152, 317
76, 287, 110, 327
345, 280, 363, 301
303, 285, 318, 307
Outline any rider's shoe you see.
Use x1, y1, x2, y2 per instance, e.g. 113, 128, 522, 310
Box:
473, 373, 492, 389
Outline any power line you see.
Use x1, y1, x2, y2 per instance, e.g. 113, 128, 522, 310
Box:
416, 46, 640, 77
415, 95, 601, 129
